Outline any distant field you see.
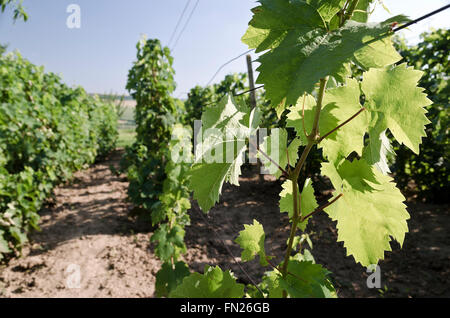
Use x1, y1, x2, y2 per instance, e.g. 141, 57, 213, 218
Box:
116, 99, 136, 148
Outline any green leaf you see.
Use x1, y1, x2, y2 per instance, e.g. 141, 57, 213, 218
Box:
150, 224, 186, 262
0, 230, 11, 254
287, 79, 368, 162
169, 265, 245, 298
362, 63, 432, 154
263, 261, 336, 298
242, 0, 326, 53
321, 159, 410, 267
244, 0, 405, 109
286, 94, 317, 145
307, 0, 346, 22
363, 126, 395, 175
259, 128, 301, 178
279, 178, 318, 231
280, 261, 336, 298
235, 219, 268, 266
352, 0, 374, 23
320, 78, 369, 162
189, 95, 261, 212
9, 227, 27, 245
155, 261, 190, 298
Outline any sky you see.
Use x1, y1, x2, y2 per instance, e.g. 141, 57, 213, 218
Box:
0, 0, 449, 98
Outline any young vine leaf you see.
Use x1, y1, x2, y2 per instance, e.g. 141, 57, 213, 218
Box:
321, 159, 410, 267
243, 0, 408, 111
241, 0, 326, 54
235, 219, 269, 266
287, 79, 368, 163
169, 265, 245, 298
306, 0, 347, 22
262, 261, 336, 298
279, 178, 318, 231
0, 230, 10, 254
150, 224, 186, 262
362, 63, 432, 154
363, 127, 395, 175
155, 261, 190, 298
189, 95, 261, 212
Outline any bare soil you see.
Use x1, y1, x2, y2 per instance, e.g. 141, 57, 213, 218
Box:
0, 150, 448, 298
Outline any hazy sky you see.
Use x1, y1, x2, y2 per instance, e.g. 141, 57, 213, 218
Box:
1, 0, 449, 97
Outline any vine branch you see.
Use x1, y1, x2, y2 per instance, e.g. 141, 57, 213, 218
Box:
249, 139, 289, 177
280, 77, 329, 297
300, 193, 344, 222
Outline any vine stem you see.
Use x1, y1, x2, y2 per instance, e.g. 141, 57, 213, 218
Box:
249, 139, 289, 177
300, 193, 344, 223
280, 77, 329, 297
341, 0, 360, 27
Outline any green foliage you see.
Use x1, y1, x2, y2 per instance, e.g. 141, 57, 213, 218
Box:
169, 265, 245, 298
189, 95, 261, 212
0, 51, 118, 260
259, 128, 301, 178
183, 73, 248, 127
392, 29, 449, 202
155, 261, 190, 298
181, 0, 434, 298
362, 64, 431, 155
235, 219, 268, 266
122, 37, 193, 293
279, 178, 318, 231
242, 0, 407, 114
0, 0, 28, 21
321, 160, 409, 266
261, 260, 336, 298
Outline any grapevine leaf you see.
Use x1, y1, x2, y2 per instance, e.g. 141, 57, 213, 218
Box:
261, 270, 283, 298
0, 230, 10, 254
189, 95, 261, 212
234, 219, 268, 266
321, 159, 410, 267
150, 224, 186, 262
363, 126, 395, 175
286, 94, 316, 145
306, 0, 347, 22
362, 63, 432, 154
279, 178, 318, 231
280, 261, 336, 298
259, 128, 301, 178
244, 0, 406, 109
9, 227, 27, 245
155, 261, 190, 298
352, 0, 374, 23
241, 0, 326, 53
263, 261, 336, 298
169, 265, 245, 298
189, 163, 233, 213
287, 79, 368, 162
320, 78, 369, 162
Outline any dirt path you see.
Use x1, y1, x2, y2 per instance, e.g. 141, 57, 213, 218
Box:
0, 151, 162, 297
0, 150, 448, 298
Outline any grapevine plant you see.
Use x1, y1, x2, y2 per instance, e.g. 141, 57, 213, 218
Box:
122, 37, 193, 296
169, 0, 432, 298
0, 51, 118, 260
